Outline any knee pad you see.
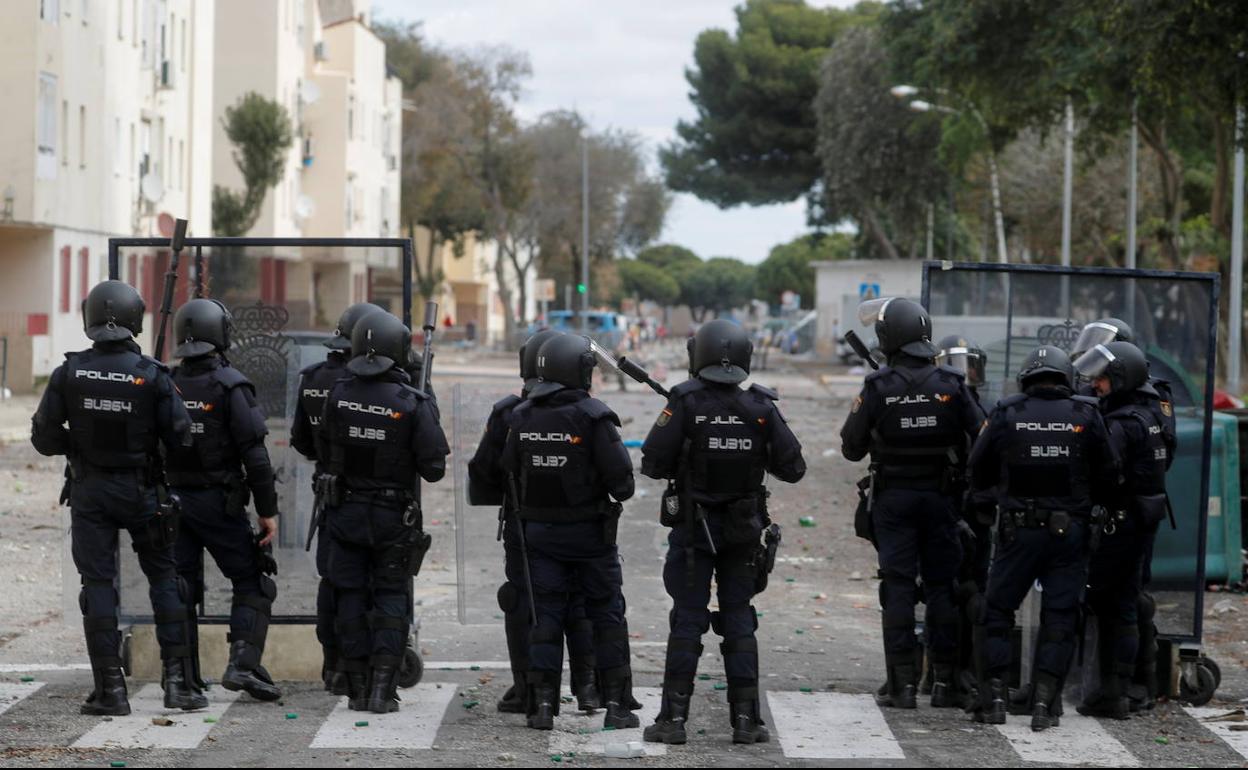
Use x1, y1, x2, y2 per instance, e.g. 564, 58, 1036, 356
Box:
497, 581, 520, 614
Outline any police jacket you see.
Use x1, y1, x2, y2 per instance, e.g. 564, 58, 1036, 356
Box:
166, 354, 279, 518
1103, 388, 1170, 513
317, 367, 448, 495
840, 355, 986, 488
291, 351, 349, 470
501, 388, 634, 524
1080, 378, 1175, 467
31, 339, 191, 472
969, 383, 1118, 515
640, 378, 805, 507
467, 393, 523, 506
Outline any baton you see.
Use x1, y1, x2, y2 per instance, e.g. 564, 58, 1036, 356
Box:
845, 330, 879, 371
152, 218, 188, 361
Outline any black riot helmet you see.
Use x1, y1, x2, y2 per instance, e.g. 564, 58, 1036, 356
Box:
347, 311, 411, 377
530, 334, 596, 399
1073, 340, 1149, 393
688, 319, 753, 385
1072, 317, 1134, 360
172, 299, 233, 358
858, 297, 938, 358
519, 330, 564, 391
82, 280, 146, 342
1017, 345, 1074, 390
325, 302, 383, 352
936, 334, 987, 387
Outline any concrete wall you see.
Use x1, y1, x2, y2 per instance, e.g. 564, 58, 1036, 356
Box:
812, 260, 924, 360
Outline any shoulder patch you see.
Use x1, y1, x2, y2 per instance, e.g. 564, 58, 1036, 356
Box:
655, 407, 673, 428
748, 383, 779, 400
579, 397, 622, 427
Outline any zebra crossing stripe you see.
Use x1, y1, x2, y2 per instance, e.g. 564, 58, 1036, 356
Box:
994, 710, 1140, 767
547, 686, 666, 757
1185, 706, 1248, 761
72, 683, 238, 749
309, 682, 457, 749
767, 691, 905, 760
0, 681, 44, 717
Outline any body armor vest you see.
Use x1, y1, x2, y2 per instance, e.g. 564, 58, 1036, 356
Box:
512, 398, 606, 523
683, 387, 768, 497
299, 356, 348, 472
869, 365, 965, 481
1106, 401, 1168, 498
325, 375, 422, 492
165, 363, 248, 487
62, 348, 162, 470
998, 393, 1096, 512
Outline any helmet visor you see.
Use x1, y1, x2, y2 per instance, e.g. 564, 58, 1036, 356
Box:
1072, 322, 1121, 358
856, 297, 896, 328
937, 346, 986, 385
1073, 343, 1115, 381
586, 338, 617, 373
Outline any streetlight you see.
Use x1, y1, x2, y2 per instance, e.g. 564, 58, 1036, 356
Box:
893, 85, 1008, 264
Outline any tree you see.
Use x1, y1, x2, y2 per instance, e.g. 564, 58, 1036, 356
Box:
211, 92, 294, 236
756, 233, 852, 308
617, 259, 680, 306
813, 27, 949, 259
661, 0, 881, 213
637, 243, 702, 271
677, 257, 756, 321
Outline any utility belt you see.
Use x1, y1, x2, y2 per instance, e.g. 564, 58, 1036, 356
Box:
318, 474, 412, 510
871, 463, 963, 494
997, 505, 1086, 546
519, 500, 624, 546
69, 459, 154, 485
1104, 493, 1171, 535
662, 483, 778, 593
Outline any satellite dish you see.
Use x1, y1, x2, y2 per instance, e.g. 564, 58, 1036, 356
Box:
301, 81, 321, 105
141, 173, 164, 204
294, 195, 315, 221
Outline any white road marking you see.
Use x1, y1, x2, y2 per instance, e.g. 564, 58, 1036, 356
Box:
428, 661, 512, 670
310, 682, 457, 749
548, 686, 666, 757
768, 691, 904, 760
0, 681, 44, 717
1186, 706, 1248, 761
72, 683, 238, 749
0, 663, 91, 673
995, 710, 1139, 766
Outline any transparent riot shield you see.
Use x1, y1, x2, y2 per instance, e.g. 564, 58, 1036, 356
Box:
99, 237, 413, 627
451, 382, 516, 625
922, 261, 1219, 646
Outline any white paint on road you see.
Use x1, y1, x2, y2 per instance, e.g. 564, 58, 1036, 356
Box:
310, 682, 456, 749
547, 686, 666, 757
767, 691, 904, 760
0, 681, 44, 716
0, 663, 91, 673
428, 661, 512, 670
995, 711, 1139, 766
72, 683, 238, 749
1186, 706, 1248, 761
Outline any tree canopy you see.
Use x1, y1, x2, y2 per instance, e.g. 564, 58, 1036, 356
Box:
756, 232, 852, 308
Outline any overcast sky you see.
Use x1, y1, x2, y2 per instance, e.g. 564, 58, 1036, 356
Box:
370, 0, 856, 264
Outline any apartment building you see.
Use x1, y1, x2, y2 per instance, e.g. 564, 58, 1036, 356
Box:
0, 0, 216, 391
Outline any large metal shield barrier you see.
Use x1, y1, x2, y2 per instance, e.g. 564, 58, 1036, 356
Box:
922, 261, 1219, 644
98, 237, 412, 625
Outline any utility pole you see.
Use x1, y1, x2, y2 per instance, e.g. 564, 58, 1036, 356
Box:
1126, 99, 1139, 269
1061, 97, 1075, 267
581, 131, 590, 334
1230, 102, 1245, 397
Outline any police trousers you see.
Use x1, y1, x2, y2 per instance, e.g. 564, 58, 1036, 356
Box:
326, 500, 412, 666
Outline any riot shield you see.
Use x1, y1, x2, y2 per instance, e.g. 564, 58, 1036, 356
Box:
922, 261, 1219, 644
98, 237, 413, 626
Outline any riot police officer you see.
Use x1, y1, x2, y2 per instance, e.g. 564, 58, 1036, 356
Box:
1073, 318, 1176, 452
841, 299, 985, 710
31, 280, 206, 714
641, 319, 806, 745
467, 330, 607, 715
317, 311, 449, 713
166, 299, 281, 702
1074, 341, 1170, 719
500, 334, 637, 731
291, 302, 382, 693
968, 346, 1117, 730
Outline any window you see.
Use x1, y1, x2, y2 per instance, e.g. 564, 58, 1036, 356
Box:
78, 105, 86, 169
59, 246, 71, 313
79, 248, 90, 302
36, 73, 57, 156
113, 117, 121, 175
178, 139, 184, 190
129, 122, 136, 178
180, 18, 186, 72
347, 94, 355, 141
60, 100, 68, 165
345, 183, 354, 230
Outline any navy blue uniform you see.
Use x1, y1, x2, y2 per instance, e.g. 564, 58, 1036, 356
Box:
317, 368, 448, 672
167, 354, 279, 681
501, 389, 635, 698
969, 385, 1117, 692
841, 357, 985, 680
641, 379, 805, 709
31, 339, 194, 670
291, 351, 349, 672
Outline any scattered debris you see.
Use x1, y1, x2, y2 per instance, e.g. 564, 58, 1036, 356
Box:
1200, 709, 1245, 722
604, 741, 645, 758
151, 717, 173, 727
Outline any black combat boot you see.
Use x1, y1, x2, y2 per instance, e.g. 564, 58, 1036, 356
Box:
875, 662, 918, 709
222, 640, 282, 701
366, 657, 401, 714
497, 672, 528, 714
342, 659, 369, 711
973, 677, 1007, 724
729, 697, 770, 744
600, 666, 640, 730
930, 663, 957, 708
643, 680, 693, 745
526, 672, 561, 730
1030, 673, 1061, 732
82, 662, 130, 716
570, 665, 602, 712
162, 656, 209, 711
